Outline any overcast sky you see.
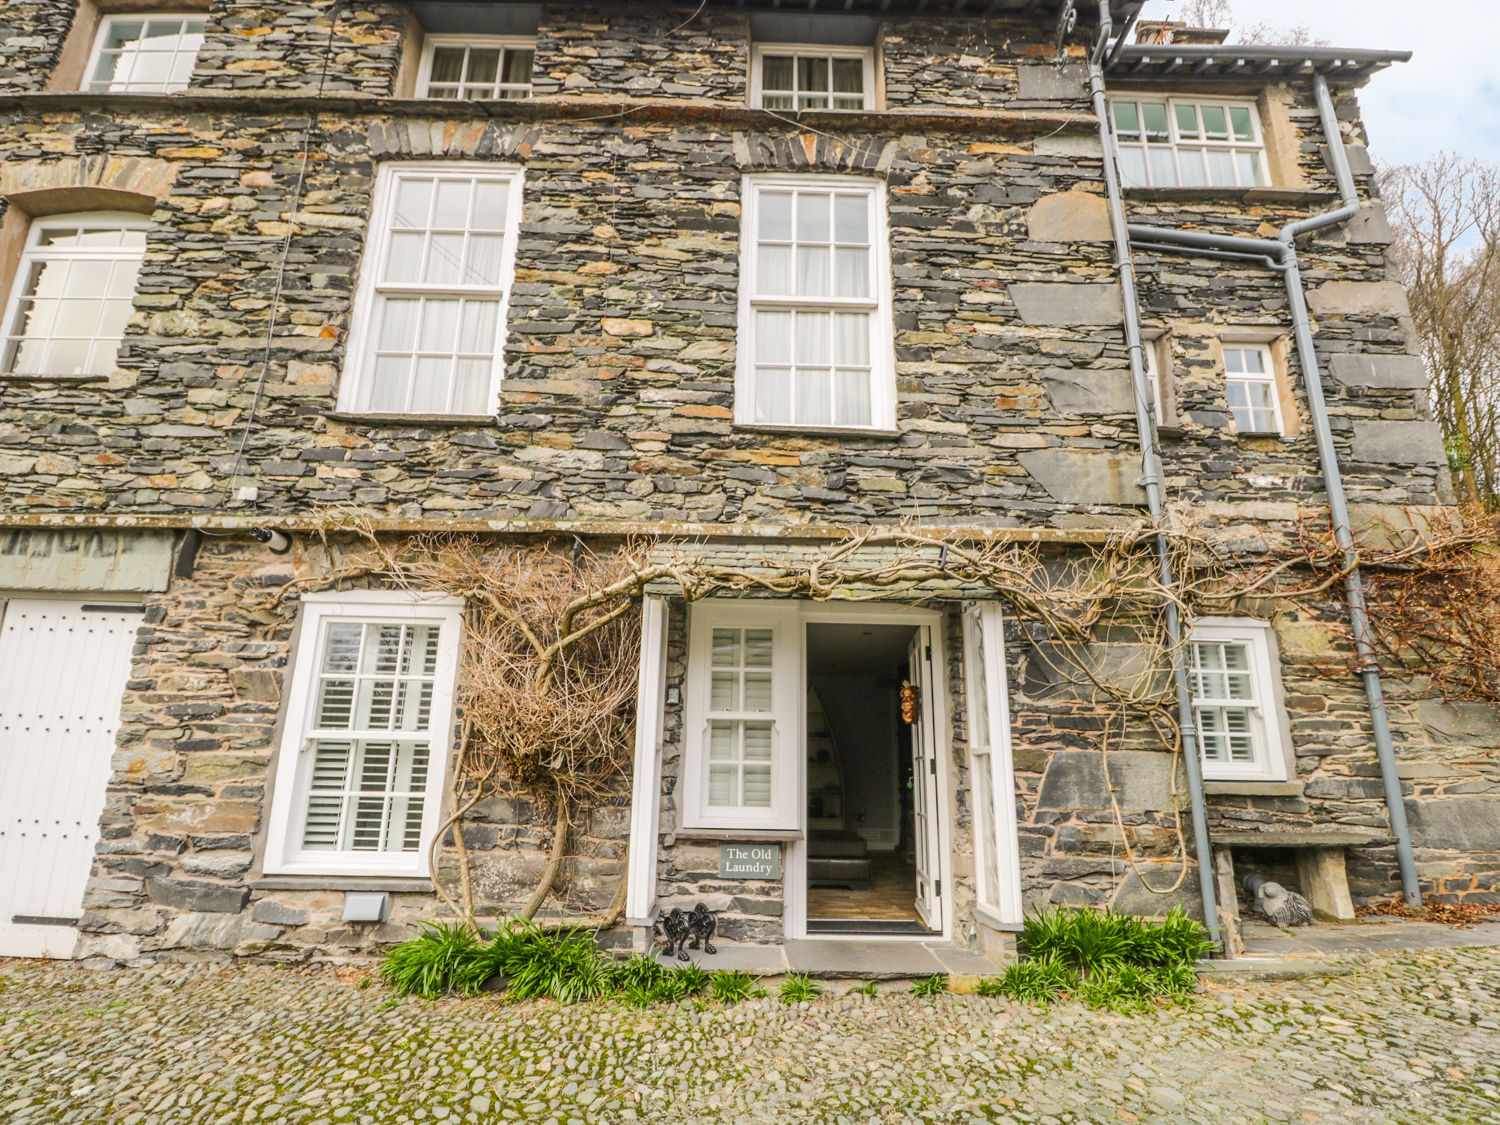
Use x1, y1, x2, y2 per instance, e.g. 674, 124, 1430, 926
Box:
1139, 0, 1500, 168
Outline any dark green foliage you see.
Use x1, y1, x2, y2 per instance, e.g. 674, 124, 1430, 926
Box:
1021, 906, 1210, 976
1125, 906, 1214, 967
848, 980, 879, 997
909, 973, 949, 997
488, 919, 613, 1004
975, 954, 1075, 1004
665, 964, 710, 999
378, 921, 489, 1000
1075, 961, 1198, 1012
609, 953, 668, 994
708, 969, 766, 1004
778, 972, 822, 1004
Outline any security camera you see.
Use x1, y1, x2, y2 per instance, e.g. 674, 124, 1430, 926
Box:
251, 527, 292, 555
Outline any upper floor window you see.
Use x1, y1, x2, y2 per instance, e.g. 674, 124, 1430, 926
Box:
751, 45, 874, 111
340, 162, 523, 416
1111, 97, 1266, 189
736, 174, 896, 431
416, 36, 534, 100
1, 213, 147, 378
1224, 343, 1281, 434
1188, 618, 1288, 782
85, 14, 204, 93
262, 590, 463, 877
1142, 335, 1169, 427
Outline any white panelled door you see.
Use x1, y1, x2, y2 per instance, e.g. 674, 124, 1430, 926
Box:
907, 626, 943, 929
0, 599, 141, 958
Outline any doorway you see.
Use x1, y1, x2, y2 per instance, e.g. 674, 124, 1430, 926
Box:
802, 619, 944, 936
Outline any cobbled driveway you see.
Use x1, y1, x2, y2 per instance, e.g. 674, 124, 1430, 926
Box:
1, 946, 1498, 1124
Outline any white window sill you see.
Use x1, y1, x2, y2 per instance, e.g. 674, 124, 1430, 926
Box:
732, 422, 901, 440
263, 859, 428, 880
1205, 780, 1304, 798
327, 411, 496, 428
973, 905, 1023, 932
670, 827, 802, 842
253, 875, 434, 892
2, 372, 112, 384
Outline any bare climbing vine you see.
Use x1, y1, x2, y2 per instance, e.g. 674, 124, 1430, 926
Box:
262, 512, 1478, 929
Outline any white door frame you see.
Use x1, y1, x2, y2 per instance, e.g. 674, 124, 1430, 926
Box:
785, 602, 953, 942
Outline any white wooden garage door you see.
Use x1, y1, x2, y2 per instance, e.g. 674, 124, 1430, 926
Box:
0, 599, 141, 958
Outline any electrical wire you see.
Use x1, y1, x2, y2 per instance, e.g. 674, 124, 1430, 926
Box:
219, 0, 343, 513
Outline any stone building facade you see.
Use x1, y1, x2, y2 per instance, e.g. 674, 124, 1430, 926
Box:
0, 0, 1492, 965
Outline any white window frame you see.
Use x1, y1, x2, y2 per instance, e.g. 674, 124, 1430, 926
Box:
84, 13, 205, 94
414, 35, 535, 100
263, 590, 464, 877
750, 43, 875, 111
735, 173, 897, 432
1188, 617, 1288, 782
0, 211, 149, 379
961, 602, 1023, 928
680, 601, 802, 832
1110, 95, 1268, 190
1223, 341, 1283, 435
338, 161, 523, 416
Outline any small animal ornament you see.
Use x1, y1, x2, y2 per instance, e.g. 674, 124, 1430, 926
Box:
900, 680, 919, 725
660, 907, 692, 961
687, 902, 718, 955
1244, 874, 1314, 927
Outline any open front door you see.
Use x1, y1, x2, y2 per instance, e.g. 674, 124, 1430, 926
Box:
907, 626, 943, 929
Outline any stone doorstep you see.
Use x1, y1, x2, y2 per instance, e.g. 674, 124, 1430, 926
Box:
646, 939, 999, 979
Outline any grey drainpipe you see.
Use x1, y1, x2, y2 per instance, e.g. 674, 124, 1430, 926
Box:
1087, 0, 1224, 943
1124, 74, 1422, 906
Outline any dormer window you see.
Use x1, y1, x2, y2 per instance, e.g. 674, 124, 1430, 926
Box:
751, 45, 874, 111
416, 36, 534, 100
85, 14, 204, 94
1111, 97, 1267, 189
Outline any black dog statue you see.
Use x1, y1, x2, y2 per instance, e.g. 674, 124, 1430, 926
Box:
660, 907, 692, 961
687, 902, 717, 955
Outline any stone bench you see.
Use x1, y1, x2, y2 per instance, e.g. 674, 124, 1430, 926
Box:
1210, 828, 1391, 956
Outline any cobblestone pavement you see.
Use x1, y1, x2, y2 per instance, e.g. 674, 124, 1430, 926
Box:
1, 945, 1498, 1124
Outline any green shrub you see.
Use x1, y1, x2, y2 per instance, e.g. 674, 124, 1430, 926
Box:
663, 964, 709, 1000
379, 922, 490, 1000
490, 919, 613, 1004
609, 953, 668, 994
779, 972, 822, 1004
848, 980, 879, 997
975, 954, 1076, 1004
708, 969, 766, 1004
1127, 906, 1213, 967
1075, 961, 1198, 1013
1020, 908, 1131, 976
909, 973, 949, 998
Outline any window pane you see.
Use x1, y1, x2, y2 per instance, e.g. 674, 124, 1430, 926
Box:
742, 672, 771, 711
795, 311, 830, 365
831, 57, 863, 97
709, 721, 736, 760
742, 764, 772, 807
743, 724, 772, 761
762, 55, 794, 91
451, 358, 491, 414
410, 355, 452, 412
1229, 105, 1255, 142
466, 48, 500, 85
1174, 103, 1201, 139
392, 177, 433, 227
755, 366, 793, 423
432, 179, 471, 229
472, 179, 509, 230
757, 244, 791, 295
744, 629, 773, 666
757, 191, 793, 242
795, 246, 829, 296
832, 369, 871, 427
1142, 102, 1169, 142
711, 670, 738, 710
834, 194, 869, 244
754, 310, 792, 365
457, 300, 499, 353
796, 193, 831, 242
798, 56, 829, 94
708, 762, 737, 806
1178, 148, 1207, 188
834, 247, 869, 298
1148, 148, 1178, 187
464, 234, 505, 285
417, 298, 460, 352
367, 355, 412, 412
797, 369, 833, 426
1112, 100, 1140, 140
1237, 151, 1265, 187
425, 233, 465, 284
1200, 104, 1228, 141
1117, 146, 1148, 188
833, 312, 869, 366
384, 232, 425, 283
501, 48, 534, 86
378, 297, 420, 350
1206, 149, 1236, 187
429, 47, 464, 85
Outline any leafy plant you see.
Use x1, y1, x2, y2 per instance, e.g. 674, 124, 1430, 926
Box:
975, 954, 1076, 1004
778, 973, 822, 1004
848, 980, 879, 997
1126, 906, 1213, 967
910, 973, 949, 998
489, 919, 612, 1004
1020, 908, 1132, 977
708, 969, 766, 1004
378, 921, 490, 1000
664, 964, 709, 1000
618, 983, 658, 1009
609, 953, 668, 994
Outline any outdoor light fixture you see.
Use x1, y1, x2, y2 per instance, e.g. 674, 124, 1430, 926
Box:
251, 527, 292, 555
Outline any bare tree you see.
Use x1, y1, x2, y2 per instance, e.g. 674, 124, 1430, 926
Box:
1382, 155, 1500, 509
1168, 0, 1328, 46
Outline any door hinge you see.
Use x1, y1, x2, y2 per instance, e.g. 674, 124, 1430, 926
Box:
934, 879, 942, 898
929, 757, 936, 775
924, 644, 933, 663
